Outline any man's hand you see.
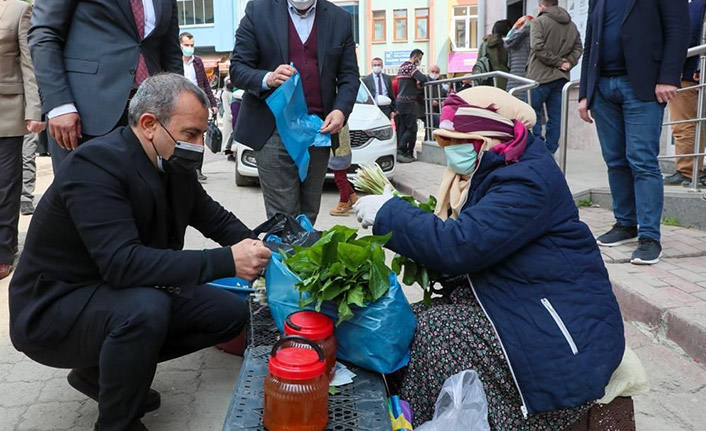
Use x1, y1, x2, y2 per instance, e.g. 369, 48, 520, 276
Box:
578, 98, 593, 124
266, 64, 296, 89
231, 239, 272, 281
211, 107, 219, 117
26, 120, 46, 134
559, 60, 571, 72
320, 109, 345, 134
694, 72, 701, 82
432, 100, 439, 107
49, 112, 82, 150
655, 84, 678, 104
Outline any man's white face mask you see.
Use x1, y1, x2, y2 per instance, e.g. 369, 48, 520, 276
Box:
288, 0, 315, 11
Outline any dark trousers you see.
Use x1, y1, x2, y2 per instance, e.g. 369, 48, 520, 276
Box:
24, 284, 247, 431
255, 130, 330, 224
0, 136, 23, 263
396, 110, 418, 157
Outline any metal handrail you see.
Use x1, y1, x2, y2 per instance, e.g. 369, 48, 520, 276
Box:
558, 80, 580, 175
421, 71, 539, 144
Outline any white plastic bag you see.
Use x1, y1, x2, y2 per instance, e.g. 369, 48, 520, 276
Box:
415, 370, 490, 431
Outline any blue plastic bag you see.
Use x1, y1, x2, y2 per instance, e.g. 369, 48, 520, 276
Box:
266, 68, 331, 182
265, 255, 417, 375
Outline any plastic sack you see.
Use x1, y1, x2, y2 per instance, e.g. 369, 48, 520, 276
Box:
265, 254, 416, 374
266, 67, 331, 182
253, 214, 321, 254
415, 370, 490, 431
389, 396, 413, 431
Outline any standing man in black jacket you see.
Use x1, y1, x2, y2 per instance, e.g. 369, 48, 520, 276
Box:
395, 49, 428, 163
363, 57, 396, 119
29, 0, 184, 171
9, 74, 271, 431
230, 0, 359, 224
578, 0, 689, 265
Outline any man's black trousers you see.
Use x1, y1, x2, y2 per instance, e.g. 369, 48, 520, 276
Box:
24, 283, 248, 431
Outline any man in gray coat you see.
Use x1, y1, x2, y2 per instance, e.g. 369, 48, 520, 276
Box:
527, 0, 582, 154
29, 0, 183, 171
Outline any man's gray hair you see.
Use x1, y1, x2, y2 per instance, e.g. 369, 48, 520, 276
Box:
540, 0, 558, 6
128, 73, 210, 126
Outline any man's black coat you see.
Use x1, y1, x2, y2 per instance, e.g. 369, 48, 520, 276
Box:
9, 127, 253, 351
229, 0, 360, 150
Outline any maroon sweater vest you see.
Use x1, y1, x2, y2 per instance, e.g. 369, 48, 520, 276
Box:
288, 15, 324, 115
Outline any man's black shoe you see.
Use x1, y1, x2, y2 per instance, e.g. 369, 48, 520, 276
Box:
596, 224, 638, 247
95, 420, 149, 431
68, 368, 161, 413
397, 153, 413, 164
663, 171, 689, 186
196, 169, 208, 182
630, 237, 663, 265
20, 201, 34, 215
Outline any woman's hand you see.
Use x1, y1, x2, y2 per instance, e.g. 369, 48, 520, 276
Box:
353, 185, 395, 229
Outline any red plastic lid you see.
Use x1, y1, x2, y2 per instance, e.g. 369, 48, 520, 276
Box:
268, 347, 326, 380
284, 311, 334, 341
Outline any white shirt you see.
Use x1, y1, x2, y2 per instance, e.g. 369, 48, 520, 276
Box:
184, 57, 198, 86
261, 0, 318, 91
48, 0, 156, 119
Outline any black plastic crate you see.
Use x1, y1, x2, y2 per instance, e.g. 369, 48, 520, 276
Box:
222, 346, 392, 431
247, 298, 281, 349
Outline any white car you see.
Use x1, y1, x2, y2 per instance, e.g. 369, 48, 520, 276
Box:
233, 81, 396, 186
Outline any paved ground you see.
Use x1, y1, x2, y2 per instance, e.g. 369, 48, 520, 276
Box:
1, 150, 705, 430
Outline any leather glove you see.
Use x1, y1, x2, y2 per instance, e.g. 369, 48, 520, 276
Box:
353, 185, 395, 229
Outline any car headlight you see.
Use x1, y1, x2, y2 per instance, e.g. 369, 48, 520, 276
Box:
364, 125, 394, 141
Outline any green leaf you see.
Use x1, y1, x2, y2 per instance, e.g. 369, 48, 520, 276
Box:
402, 260, 418, 286
418, 267, 430, 289
391, 255, 402, 275
337, 242, 369, 269
369, 261, 391, 301
337, 300, 354, 325
329, 386, 340, 395
347, 286, 366, 307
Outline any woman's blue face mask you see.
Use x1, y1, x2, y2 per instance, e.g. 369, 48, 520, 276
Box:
444, 143, 478, 175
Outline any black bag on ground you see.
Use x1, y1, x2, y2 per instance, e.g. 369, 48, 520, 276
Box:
253, 214, 322, 254
205, 118, 222, 153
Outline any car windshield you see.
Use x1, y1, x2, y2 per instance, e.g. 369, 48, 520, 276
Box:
356, 83, 375, 105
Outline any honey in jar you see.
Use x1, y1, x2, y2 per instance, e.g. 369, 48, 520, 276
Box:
284, 311, 337, 380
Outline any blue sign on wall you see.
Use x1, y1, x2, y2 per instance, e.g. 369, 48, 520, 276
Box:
384, 50, 411, 66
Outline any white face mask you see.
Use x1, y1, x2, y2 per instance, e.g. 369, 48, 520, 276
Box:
288, 0, 315, 11
372, 66, 383, 74
429, 73, 439, 80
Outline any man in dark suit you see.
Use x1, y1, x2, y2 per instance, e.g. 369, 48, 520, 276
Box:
363, 57, 396, 119
9, 74, 271, 431
230, 0, 359, 223
29, 0, 184, 171
578, 0, 689, 265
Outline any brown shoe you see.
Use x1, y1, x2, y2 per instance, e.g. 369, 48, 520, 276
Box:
349, 193, 359, 205
0, 263, 11, 281
329, 201, 351, 216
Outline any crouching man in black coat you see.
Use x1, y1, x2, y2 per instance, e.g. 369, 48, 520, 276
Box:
8, 74, 271, 431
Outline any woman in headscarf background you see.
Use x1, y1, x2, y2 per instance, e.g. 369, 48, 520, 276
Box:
505, 16, 534, 101
353, 87, 625, 429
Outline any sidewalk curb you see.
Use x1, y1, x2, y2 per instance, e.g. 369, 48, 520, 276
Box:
393, 174, 706, 365
612, 276, 706, 364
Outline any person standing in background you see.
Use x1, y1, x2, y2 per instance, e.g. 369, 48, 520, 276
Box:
0, 0, 44, 280
29, 0, 183, 172
180, 32, 218, 182
505, 16, 534, 101
527, 0, 582, 154
221, 80, 236, 161
417, 64, 446, 140
363, 57, 396, 119
476, 20, 511, 90
230, 0, 359, 224
664, 0, 706, 187
579, 0, 689, 265
396, 49, 428, 163
21, 132, 38, 215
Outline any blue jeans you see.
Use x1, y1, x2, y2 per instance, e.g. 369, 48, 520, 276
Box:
530, 78, 567, 154
592, 76, 664, 241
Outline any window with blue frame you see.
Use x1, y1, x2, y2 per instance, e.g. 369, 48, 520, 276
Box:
340, 5, 360, 44
177, 0, 215, 26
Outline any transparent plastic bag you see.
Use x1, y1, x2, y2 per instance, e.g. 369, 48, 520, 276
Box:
415, 370, 490, 431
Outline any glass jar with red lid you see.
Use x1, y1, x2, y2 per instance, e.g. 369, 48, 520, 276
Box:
284, 311, 337, 380
263, 336, 329, 431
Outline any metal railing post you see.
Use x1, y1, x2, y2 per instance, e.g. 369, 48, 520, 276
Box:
688, 54, 706, 191
558, 80, 580, 175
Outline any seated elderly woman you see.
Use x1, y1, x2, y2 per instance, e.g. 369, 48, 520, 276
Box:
354, 87, 625, 429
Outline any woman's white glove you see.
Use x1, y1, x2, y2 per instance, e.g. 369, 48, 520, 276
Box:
353, 185, 395, 229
